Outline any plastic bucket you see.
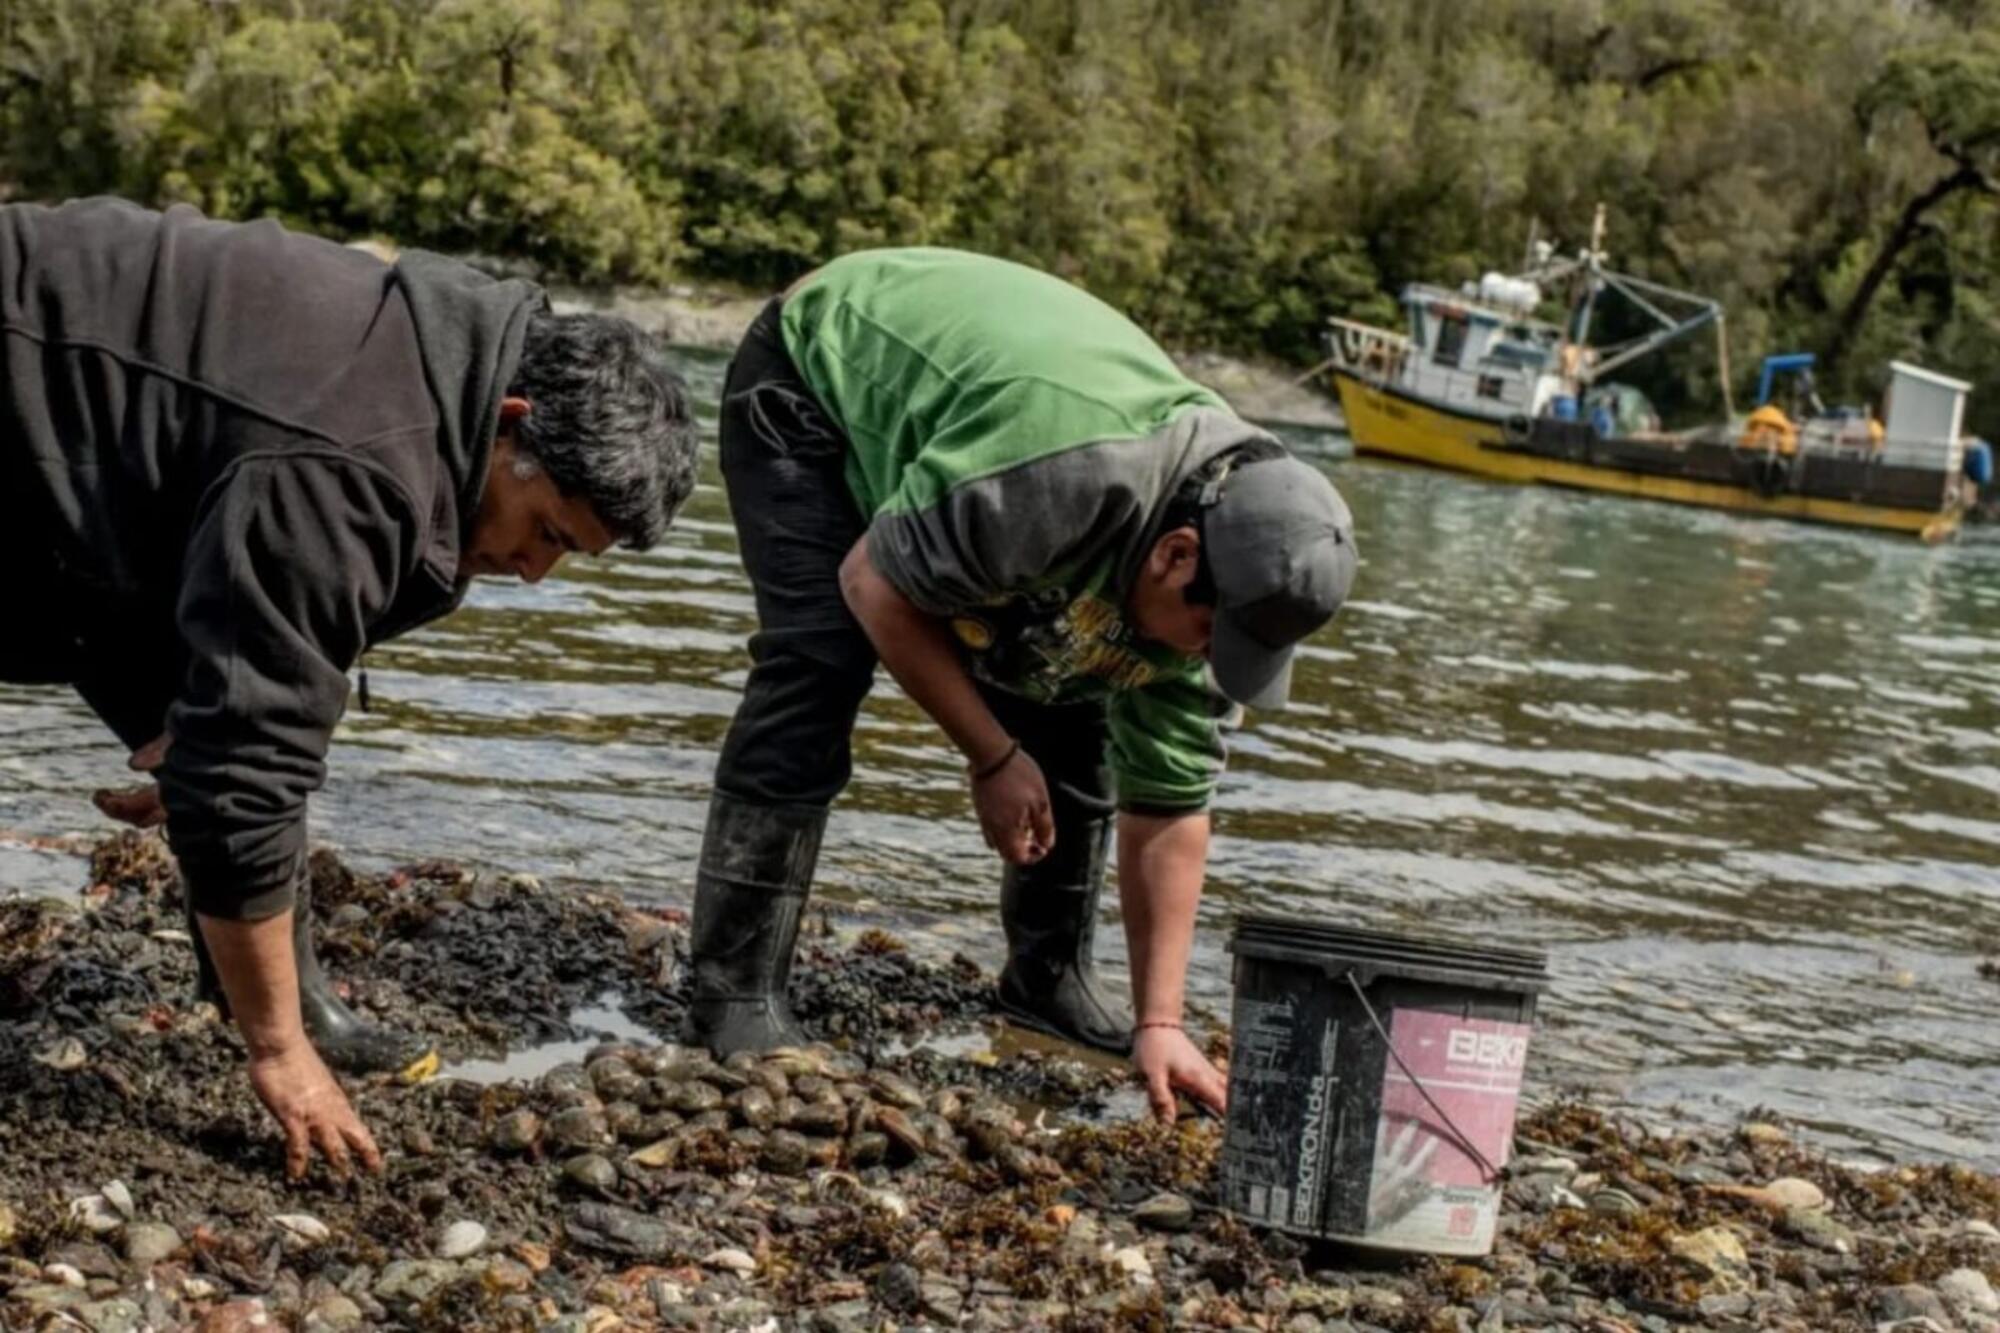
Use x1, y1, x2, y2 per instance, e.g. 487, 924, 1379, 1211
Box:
1548, 394, 1578, 422
1218, 916, 1549, 1257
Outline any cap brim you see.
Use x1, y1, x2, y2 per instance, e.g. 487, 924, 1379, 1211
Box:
1211, 617, 1295, 709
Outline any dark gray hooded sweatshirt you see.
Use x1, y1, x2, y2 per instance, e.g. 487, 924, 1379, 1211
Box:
1, 198, 543, 920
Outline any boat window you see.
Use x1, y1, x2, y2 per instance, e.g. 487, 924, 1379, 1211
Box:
1483, 339, 1548, 371
1477, 375, 1506, 400
1434, 313, 1469, 368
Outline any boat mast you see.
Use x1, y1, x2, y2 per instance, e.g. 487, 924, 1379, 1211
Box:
1571, 204, 1609, 350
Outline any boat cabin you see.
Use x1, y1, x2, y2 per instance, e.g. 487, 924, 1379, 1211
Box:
1397, 281, 1566, 420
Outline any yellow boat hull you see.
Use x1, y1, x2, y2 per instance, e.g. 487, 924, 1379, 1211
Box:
1331, 370, 1964, 541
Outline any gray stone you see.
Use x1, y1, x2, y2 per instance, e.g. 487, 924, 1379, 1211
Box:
372, 1259, 462, 1307
561, 1153, 619, 1193
716, 1297, 776, 1329
875, 1260, 922, 1313
122, 1222, 182, 1266
75, 1298, 144, 1333
1940, 1268, 2000, 1317
1699, 1293, 1754, 1319
807, 1301, 875, 1333
1783, 1206, 1857, 1254
1873, 1285, 1950, 1325
1133, 1192, 1196, 1232
921, 1278, 965, 1322
566, 1203, 693, 1260
12, 1284, 90, 1315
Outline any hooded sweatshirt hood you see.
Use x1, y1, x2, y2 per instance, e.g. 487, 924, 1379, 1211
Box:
390, 249, 546, 564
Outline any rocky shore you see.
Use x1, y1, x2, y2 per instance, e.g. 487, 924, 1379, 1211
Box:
3, 835, 1997, 1332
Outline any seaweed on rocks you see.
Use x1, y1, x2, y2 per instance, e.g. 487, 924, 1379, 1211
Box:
4, 837, 1999, 1333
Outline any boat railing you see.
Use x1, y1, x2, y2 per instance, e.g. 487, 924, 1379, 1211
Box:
1326, 317, 1412, 384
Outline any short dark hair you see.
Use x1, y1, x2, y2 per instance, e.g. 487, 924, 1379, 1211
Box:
507, 311, 699, 549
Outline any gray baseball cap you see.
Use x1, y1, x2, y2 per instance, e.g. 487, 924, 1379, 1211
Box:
1204, 454, 1357, 709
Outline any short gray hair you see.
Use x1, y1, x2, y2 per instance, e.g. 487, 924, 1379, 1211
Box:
507, 311, 699, 549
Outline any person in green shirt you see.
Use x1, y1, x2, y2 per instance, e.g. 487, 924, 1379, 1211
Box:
684, 248, 1355, 1118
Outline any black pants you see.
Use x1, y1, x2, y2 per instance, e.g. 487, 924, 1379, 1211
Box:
713, 300, 1113, 830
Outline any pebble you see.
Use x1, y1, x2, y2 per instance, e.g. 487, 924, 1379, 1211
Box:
563, 1153, 619, 1193
1353, 1285, 1405, 1315
1960, 1219, 2000, 1243
1874, 1284, 1952, 1325
272, 1214, 331, 1248
437, 1220, 488, 1260
1670, 1226, 1751, 1289
760, 1129, 811, 1176
1110, 1246, 1154, 1284
1133, 1192, 1195, 1231
546, 1106, 611, 1149
372, 1259, 462, 1306
35, 1038, 88, 1070
69, 1195, 124, 1235
874, 1260, 922, 1312
303, 1294, 365, 1330
1940, 1268, 2000, 1316
1699, 1292, 1754, 1318
121, 1222, 182, 1266
921, 1279, 965, 1322
567, 1202, 684, 1259
76, 1298, 145, 1333
101, 1181, 135, 1220
490, 1110, 541, 1151
1740, 1121, 1789, 1147
704, 1247, 758, 1275
0, 1201, 16, 1247
1763, 1176, 1828, 1210
1782, 1205, 1857, 1254
195, 1301, 272, 1332
47, 1263, 89, 1287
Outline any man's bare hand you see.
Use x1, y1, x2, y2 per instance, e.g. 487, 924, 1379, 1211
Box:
91, 734, 170, 828
970, 747, 1055, 865
1133, 1025, 1228, 1122
245, 1043, 384, 1181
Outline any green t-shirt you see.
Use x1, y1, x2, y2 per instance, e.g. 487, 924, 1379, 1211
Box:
780, 248, 1273, 812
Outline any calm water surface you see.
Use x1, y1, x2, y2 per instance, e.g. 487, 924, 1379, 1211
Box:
5, 348, 1998, 1166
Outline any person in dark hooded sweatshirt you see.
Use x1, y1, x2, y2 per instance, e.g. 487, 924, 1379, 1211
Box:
1, 197, 699, 1177
683, 248, 1356, 1120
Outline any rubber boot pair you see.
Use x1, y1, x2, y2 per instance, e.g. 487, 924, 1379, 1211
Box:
680, 792, 1131, 1058
186, 883, 432, 1075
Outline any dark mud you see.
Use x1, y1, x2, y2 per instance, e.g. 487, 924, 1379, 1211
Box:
2, 836, 1997, 1332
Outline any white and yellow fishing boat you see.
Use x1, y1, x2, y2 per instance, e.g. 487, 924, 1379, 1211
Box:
1324, 211, 1982, 541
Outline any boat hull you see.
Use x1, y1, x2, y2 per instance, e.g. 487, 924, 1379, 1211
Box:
1331, 370, 1964, 541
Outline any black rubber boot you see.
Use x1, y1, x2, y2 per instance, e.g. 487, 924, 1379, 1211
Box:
679, 795, 825, 1057
185, 883, 433, 1076
993, 809, 1134, 1056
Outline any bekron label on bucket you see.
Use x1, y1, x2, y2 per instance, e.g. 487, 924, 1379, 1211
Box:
1357, 1010, 1530, 1253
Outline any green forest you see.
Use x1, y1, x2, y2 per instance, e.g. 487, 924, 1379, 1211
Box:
2, 0, 1996, 428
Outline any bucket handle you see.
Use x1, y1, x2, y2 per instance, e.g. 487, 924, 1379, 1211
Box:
1342, 970, 1504, 1185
